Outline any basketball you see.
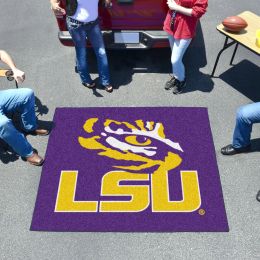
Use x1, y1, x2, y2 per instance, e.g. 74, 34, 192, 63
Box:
222, 16, 248, 32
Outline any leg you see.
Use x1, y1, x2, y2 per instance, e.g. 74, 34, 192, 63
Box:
171, 38, 192, 82
66, 17, 93, 84
88, 23, 110, 86
164, 35, 176, 90
232, 102, 260, 148
230, 42, 239, 65
211, 37, 236, 77
0, 114, 33, 157
0, 88, 37, 131
168, 34, 174, 50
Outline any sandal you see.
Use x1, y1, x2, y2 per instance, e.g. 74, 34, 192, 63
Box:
104, 85, 113, 93
82, 82, 96, 89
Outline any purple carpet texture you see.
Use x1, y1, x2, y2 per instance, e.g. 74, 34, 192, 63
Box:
31, 107, 229, 232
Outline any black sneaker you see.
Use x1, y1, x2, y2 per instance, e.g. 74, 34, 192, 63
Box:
164, 76, 176, 90
172, 79, 186, 94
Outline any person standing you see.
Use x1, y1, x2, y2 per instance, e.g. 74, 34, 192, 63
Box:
0, 50, 49, 166
163, 0, 208, 94
50, 0, 113, 93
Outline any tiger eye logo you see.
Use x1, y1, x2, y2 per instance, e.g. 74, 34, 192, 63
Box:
55, 118, 201, 213
78, 118, 183, 173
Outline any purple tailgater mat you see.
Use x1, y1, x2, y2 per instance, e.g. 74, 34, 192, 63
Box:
31, 107, 229, 232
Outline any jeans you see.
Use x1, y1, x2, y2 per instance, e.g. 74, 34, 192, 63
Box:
168, 35, 192, 82
232, 102, 260, 148
67, 17, 110, 86
0, 88, 37, 157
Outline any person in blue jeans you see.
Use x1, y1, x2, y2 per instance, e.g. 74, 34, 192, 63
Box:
51, 0, 113, 93
221, 102, 260, 155
222, 102, 260, 202
0, 50, 49, 166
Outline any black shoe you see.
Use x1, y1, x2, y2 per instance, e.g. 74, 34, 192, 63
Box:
164, 76, 176, 90
256, 190, 260, 202
221, 144, 251, 155
172, 79, 186, 94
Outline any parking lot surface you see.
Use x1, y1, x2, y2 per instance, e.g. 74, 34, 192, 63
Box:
0, 1, 259, 259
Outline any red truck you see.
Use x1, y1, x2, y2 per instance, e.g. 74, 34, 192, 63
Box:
56, 0, 169, 49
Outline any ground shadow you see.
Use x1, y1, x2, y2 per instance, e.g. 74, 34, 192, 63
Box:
219, 60, 260, 102
85, 21, 213, 93
88, 47, 171, 90
250, 138, 260, 153
0, 140, 19, 164
35, 96, 49, 116
182, 22, 214, 94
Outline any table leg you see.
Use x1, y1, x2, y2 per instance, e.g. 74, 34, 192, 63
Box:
211, 37, 236, 77
230, 43, 239, 65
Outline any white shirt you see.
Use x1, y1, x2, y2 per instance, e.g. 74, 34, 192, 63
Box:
71, 0, 99, 23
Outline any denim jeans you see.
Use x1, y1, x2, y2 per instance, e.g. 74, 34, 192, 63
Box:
233, 102, 260, 148
67, 17, 110, 86
168, 35, 192, 82
0, 88, 37, 157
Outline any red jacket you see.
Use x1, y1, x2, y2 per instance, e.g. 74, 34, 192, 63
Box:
163, 0, 208, 39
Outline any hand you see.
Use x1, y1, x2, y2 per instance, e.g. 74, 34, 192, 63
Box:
104, 0, 112, 8
167, 0, 179, 11
51, 1, 66, 16
12, 68, 25, 84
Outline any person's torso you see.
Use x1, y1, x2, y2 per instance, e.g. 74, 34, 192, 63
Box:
70, 0, 99, 23
163, 0, 198, 39
179, 0, 196, 8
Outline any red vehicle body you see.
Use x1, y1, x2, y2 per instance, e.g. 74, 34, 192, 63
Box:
56, 0, 169, 49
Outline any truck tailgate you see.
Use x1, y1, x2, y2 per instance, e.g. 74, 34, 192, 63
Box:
100, 0, 168, 30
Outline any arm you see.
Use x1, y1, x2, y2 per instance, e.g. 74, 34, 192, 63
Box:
0, 50, 25, 83
167, 0, 192, 16
50, 0, 66, 16
167, 0, 208, 18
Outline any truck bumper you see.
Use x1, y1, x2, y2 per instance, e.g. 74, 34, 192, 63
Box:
58, 30, 169, 49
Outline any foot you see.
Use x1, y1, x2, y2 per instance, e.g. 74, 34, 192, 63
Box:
164, 76, 176, 90
172, 79, 186, 94
104, 84, 113, 93
25, 152, 44, 166
221, 144, 251, 155
29, 128, 49, 136
82, 82, 96, 89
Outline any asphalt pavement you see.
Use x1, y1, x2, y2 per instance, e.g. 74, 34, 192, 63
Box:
0, 0, 259, 259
